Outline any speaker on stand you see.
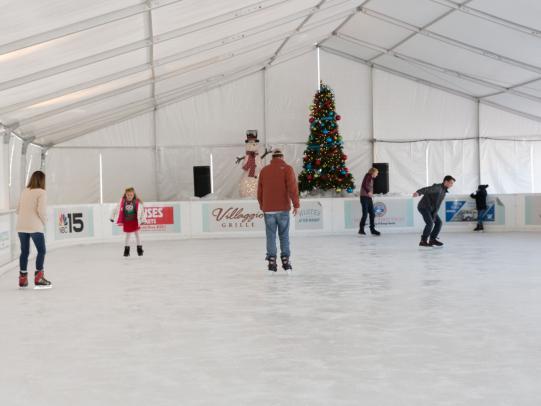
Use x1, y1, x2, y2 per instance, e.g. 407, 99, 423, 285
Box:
372, 163, 389, 194
193, 166, 211, 198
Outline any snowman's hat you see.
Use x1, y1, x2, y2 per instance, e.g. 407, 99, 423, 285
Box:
245, 130, 259, 143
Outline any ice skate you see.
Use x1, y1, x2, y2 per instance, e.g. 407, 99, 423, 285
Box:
429, 238, 444, 247
34, 271, 52, 289
267, 256, 277, 272
370, 228, 381, 236
123, 246, 130, 257
19, 273, 28, 288
281, 256, 292, 272
137, 245, 144, 256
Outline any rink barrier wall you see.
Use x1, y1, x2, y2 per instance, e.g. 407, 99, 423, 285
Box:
1, 194, 541, 271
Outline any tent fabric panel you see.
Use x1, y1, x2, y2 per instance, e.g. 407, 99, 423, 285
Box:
156, 71, 264, 146
373, 69, 477, 141
320, 49, 372, 142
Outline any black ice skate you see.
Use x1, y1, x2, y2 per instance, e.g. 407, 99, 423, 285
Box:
473, 224, 484, 232
370, 228, 381, 236
429, 238, 444, 247
267, 256, 277, 272
124, 246, 130, 257
419, 239, 431, 247
137, 245, 144, 256
281, 256, 292, 271
358, 228, 366, 235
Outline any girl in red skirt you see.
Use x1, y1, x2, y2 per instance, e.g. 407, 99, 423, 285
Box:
111, 187, 146, 257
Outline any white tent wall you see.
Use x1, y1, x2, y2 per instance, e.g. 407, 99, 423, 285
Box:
373, 69, 479, 194
156, 71, 265, 201
479, 105, 541, 193
38, 48, 541, 203
0, 137, 8, 209
319, 50, 373, 186
45, 112, 156, 204
8, 137, 23, 209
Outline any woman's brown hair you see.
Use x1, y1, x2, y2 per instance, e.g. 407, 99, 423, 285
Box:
27, 171, 46, 190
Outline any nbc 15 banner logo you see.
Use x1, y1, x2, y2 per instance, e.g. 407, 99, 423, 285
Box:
54, 207, 94, 240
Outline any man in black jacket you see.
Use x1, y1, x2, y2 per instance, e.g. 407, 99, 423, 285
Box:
413, 175, 455, 247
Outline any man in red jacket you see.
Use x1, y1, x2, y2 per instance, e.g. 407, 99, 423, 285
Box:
257, 149, 300, 272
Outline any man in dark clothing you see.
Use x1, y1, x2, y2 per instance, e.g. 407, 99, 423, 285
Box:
358, 167, 380, 236
413, 175, 455, 247
471, 184, 489, 232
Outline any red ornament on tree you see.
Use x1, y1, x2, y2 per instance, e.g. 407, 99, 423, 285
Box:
309, 117, 315, 123
336, 115, 341, 120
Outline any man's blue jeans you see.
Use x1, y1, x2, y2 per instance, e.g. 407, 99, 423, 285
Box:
264, 212, 290, 258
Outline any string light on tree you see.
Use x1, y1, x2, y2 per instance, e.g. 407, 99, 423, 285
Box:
298, 82, 355, 194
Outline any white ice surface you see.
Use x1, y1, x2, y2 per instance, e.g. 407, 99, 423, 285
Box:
1, 233, 541, 406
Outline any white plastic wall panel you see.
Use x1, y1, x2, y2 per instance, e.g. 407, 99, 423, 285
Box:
395, 35, 539, 87
101, 148, 157, 203
8, 137, 23, 209
366, 0, 449, 27
320, 50, 372, 142
480, 139, 532, 194
60, 112, 154, 147
470, 0, 541, 32
156, 72, 264, 146
373, 70, 477, 141
340, 12, 413, 49
0, 140, 8, 209
45, 148, 100, 204
484, 94, 541, 120
374, 54, 495, 97
374, 141, 427, 194
480, 104, 541, 138
533, 142, 541, 193
0, 14, 146, 82
266, 50, 318, 144
1, 0, 140, 45
430, 12, 541, 69
0, 49, 149, 108
24, 144, 43, 186
427, 139, 479, 194
323, 36, 381, 61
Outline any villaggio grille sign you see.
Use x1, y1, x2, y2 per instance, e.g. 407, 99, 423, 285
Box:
202, 203, 265, 232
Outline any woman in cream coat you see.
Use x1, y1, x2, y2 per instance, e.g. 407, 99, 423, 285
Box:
16, 170, 51, 288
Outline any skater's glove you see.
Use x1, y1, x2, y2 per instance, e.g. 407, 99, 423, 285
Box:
110, 219, 114, 223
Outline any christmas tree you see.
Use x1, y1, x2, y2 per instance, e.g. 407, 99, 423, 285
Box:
298, 83, 355, 194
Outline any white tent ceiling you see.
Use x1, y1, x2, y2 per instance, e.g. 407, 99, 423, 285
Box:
1, 0, 541, 147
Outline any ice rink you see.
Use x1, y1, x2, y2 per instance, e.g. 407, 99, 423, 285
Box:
1, 232, 540, 406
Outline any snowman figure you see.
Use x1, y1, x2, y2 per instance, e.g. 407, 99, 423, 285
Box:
235, 130, 270, 198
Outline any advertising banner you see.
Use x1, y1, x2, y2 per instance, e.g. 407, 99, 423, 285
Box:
524, 195, 541, 225
344, 198, 414, 229
112, 204, 181, 234
54, 207, 94, 240
202, 202, 264, 232
445, 197, 505, 224
295, 201, 323, 230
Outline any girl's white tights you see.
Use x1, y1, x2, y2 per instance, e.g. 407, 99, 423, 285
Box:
125, 231, 141, 246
